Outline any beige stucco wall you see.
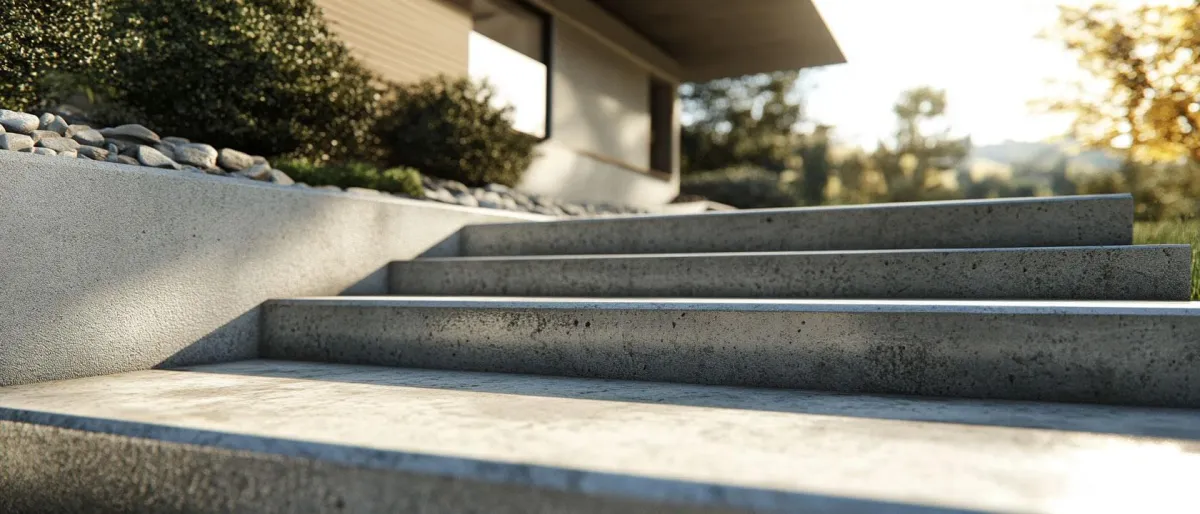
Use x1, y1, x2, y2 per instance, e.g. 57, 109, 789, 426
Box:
550, 22, 651, 169
518, 22, 680, 207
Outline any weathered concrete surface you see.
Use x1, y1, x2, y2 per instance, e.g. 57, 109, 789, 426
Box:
0, 151, 544, 386
262, 297, 1200, 408
391, 245, 1193, 301
2, 361, 1198, 513
460, 194, 1134, 256
0, 424, 732, 514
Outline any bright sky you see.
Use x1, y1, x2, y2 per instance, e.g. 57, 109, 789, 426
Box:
806, 0, 1187, 148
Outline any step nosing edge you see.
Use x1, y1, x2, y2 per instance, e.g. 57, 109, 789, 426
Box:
403, 244, 1189, 262
267, 297, 1200, 315
0, 406, 877, 512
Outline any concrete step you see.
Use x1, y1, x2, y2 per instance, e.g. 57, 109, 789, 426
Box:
390, 245, 1192, 301
261, 297, 1200, 408
459, 194, 1134, 256
4, 360, 1199, 513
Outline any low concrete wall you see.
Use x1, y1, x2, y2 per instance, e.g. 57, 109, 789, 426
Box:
0, 152, 543, 386
519, 141, 679, 208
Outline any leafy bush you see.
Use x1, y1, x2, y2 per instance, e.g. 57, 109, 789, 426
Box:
681, 167, 800, 209
375, 75, 536, 187
276, 159, 424, 197
98, 0, 382, 161
3, 2, 537, 175
0, 0, 109, 111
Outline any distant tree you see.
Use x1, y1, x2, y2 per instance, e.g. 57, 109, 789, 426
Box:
1042, 2, 1200, 220
830, 149, 883, 205
680, 71, 805, 173
1048, 155, 1077, 196
837, 150, 867, 194
963, 176, 1010, 199
798, 125, 832, 205
1043, 2, 1200, 167
873, 86, 971, 201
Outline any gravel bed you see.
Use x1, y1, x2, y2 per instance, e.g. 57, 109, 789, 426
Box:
1, 108, 295, 185
1, 107, 650, 217
417, 176, 649, 216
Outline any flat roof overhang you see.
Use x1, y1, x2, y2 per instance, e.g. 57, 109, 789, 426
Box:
590, 0, 845, 81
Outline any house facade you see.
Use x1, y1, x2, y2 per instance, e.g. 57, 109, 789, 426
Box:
316, 0, 844, 207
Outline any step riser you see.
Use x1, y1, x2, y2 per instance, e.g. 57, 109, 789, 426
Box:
391, 246, 1192, 301
460, 194, 1134, 256
261, 301, 1200, 408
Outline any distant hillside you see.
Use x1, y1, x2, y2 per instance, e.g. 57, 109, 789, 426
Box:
828, 139, 1124, 181
966, 140, 1122, 176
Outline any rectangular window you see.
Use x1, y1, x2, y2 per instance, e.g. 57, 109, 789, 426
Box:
469, 0, 550, 139
649, 78, 675, 174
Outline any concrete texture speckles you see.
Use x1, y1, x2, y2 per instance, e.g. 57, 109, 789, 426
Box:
261, 297, 1200, 408
391, 245, 1193, 301
4, 361, 1200, 513
0, 422, 726, 514
459, 194, 1135, 256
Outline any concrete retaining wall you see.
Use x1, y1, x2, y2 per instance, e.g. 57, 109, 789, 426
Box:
0, 152, 542, 386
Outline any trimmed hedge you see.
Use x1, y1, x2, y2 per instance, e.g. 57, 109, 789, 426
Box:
275, 159, 424, 197
99, 0, 382, 161
681, 167, 800, 209
375, 75, 536, 187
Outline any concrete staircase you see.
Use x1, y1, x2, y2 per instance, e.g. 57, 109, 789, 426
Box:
4, 193, 1200, 514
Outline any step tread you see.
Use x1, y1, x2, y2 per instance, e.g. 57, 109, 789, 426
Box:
392, 245, 1193, 301
459, 194, 1134, 256
2, 360, 1198, 513
469, 193, 1135, 228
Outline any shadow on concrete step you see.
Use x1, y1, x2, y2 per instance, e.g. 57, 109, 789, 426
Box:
154, 231, 458, 367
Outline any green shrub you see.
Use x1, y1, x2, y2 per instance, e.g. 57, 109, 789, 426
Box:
0, 0, 110, 111
99, 0, 382, 161
276, 159, 424, 197
375, 75, 536, 187
681, 167, 800, 209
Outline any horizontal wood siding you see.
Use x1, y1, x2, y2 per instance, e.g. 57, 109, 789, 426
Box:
317, 0, 471, 84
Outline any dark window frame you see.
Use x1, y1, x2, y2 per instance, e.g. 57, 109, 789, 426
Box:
649, 77, 675, 175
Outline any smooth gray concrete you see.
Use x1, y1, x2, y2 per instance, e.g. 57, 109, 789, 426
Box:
391, 245, 1193, 301
261, 297, 1200, 408
4, 361, 1200, 513
459, 194, 1135, 256
0, 151, 545, 386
